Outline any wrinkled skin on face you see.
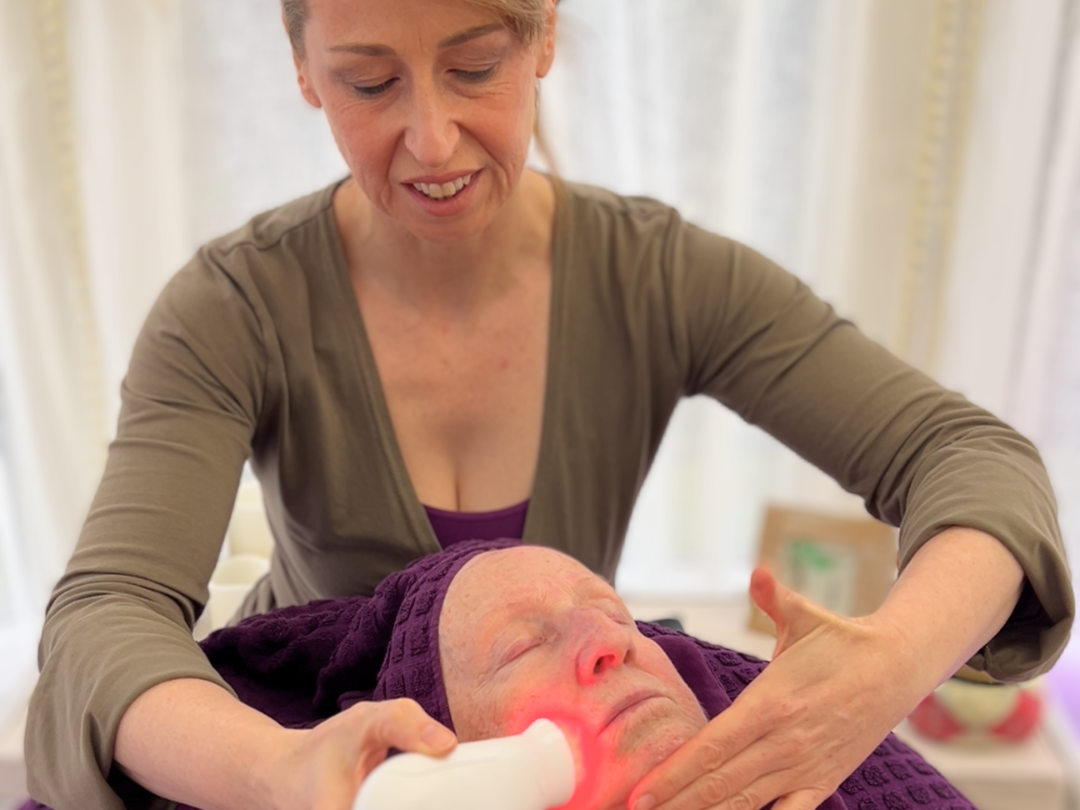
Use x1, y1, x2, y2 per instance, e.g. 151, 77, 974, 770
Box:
439, 547, 708, 810
293, 0, 556, 246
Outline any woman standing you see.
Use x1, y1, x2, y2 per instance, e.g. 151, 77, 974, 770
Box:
26, 2, 1073, 810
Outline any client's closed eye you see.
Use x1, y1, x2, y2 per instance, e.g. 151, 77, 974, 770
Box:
502, 635, 547, 665
489, 630, 550, 672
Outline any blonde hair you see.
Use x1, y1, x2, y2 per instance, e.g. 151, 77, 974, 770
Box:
281, 0, 552, 59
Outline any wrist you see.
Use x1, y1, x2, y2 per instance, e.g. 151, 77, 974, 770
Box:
870, 526, 1024, 690
858, 605, 942, 705
250, 727, 308, 810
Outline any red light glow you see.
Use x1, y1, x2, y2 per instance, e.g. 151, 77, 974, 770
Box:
508, 703, 637, 810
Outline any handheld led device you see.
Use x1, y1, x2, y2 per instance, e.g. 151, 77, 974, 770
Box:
353, 718, 577, 810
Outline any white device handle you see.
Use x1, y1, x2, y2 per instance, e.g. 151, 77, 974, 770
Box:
353, 718, 576, 810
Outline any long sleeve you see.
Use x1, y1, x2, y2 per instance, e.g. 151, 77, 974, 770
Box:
25, 249, 267, 810
665, 218, 1072, 681
529, 180, 1072, 682
23, 181, 444, 810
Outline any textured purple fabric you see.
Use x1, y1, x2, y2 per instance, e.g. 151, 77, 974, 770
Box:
19, 540, 978, 810
194, 541, 975, 810
200, 538, 522, 730
423, 500, 529, 548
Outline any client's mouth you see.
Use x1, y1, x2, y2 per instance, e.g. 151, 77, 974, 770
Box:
602, 691, 662, 732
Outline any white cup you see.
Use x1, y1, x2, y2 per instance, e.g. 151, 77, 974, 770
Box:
227, 503, 275, 558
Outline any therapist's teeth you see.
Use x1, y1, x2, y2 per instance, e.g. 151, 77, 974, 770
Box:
412, 174, 473, 200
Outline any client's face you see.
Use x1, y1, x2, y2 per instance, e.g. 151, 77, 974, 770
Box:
439, 547, 707, 810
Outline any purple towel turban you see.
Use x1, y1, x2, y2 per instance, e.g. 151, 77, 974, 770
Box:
201, 538, 523, 730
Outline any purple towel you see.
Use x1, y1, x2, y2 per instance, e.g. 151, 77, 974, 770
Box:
21, 539, 976, 810
196, 540, 975, 810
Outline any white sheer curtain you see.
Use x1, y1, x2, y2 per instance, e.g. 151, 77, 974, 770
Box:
1, 0, 1077, 627
547, 0, 1019, 595
544, 0, 845, 595
1007, 0, 1080, 574
1002, 0, 1080, 721
181, 1, 347, 251
0, 0, 108, 625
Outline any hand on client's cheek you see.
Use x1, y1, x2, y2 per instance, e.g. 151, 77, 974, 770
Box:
439, 547, 707, 810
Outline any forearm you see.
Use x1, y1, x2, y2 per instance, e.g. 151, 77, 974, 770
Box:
115, 678, 295, 810
870, 526, 1025, 692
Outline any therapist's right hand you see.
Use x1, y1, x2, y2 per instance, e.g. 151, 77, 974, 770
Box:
116, 679, 456, 810
261, 698, 458, 810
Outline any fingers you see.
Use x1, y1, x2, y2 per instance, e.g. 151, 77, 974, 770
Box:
748, 567, 779, 621
749, 568, 833, 658
630, 578, 913, 810
629, 672, 847, 810
348, 698, 457, 758
771, 791, 830, 810
632, 751, 829, 810
629, 713, 766, 810
260, 699, 459, 810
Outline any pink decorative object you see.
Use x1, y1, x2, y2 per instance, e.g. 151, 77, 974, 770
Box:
909, 679, 1043, 744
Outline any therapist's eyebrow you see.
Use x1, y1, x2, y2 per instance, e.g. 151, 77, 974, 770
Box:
438, 23, 506, 49
328, 24, 506, 57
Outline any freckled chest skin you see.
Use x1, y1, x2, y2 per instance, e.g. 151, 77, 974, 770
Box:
339, 173, 553, 514
439, 548, 708, 810
294, 0, 558, 512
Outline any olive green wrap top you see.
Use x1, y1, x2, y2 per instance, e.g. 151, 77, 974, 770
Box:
26, 179, 1074, 810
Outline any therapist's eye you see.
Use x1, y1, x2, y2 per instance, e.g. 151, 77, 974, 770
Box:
352, 78, 398, 98
452, 65, 497, 83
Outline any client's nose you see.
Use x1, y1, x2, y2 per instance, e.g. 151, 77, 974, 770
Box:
573, 608, 635, 685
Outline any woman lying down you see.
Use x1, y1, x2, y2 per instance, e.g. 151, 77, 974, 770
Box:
30, 539, 977, 810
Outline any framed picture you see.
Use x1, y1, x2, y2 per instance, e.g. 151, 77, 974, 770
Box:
748, 505, 898, 635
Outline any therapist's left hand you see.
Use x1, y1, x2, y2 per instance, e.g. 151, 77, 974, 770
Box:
627, 568, 934, 810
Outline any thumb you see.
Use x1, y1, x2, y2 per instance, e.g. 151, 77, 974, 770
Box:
749, 567, 829, 658
376, 700, 458, 757
349, 698, 457, 769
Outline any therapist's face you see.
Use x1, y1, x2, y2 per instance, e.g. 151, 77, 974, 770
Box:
291, 0, 555, 245
439, 546, 707, 810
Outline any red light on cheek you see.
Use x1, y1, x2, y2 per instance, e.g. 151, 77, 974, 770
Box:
508, 705, 636, 810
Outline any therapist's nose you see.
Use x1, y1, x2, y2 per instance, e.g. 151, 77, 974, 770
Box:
573, 608, 635, 685
404, 81, 460, 168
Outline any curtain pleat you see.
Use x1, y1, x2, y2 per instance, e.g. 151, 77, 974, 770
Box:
895, 0, 986, 373
0, 0, 106, 610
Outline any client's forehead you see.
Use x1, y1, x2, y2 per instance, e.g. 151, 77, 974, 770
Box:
440, 547, 619, 644
456, 546, 608, 605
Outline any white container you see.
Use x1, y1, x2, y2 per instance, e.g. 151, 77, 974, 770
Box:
208, 553, 270, 629
226, 483, 275, 559
353, 719, 576, 810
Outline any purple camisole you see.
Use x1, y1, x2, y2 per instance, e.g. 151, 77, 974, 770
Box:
423, 500, 529, 548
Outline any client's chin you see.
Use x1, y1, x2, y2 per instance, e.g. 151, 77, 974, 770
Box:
579, 706, 704, 810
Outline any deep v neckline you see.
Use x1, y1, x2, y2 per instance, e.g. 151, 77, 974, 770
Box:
323, 176, 569, 553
